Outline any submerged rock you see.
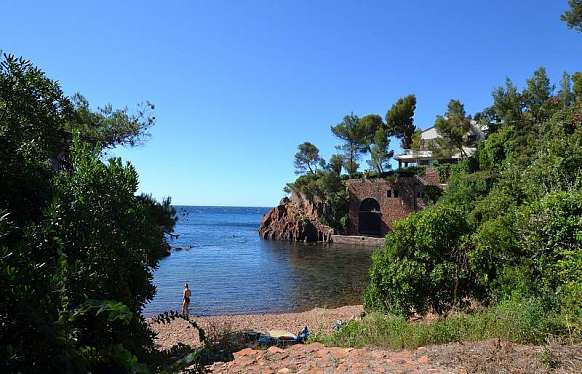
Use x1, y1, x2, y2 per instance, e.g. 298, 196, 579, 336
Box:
258, 194, 334, 242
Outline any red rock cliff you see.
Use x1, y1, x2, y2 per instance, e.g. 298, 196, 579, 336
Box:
258, 193, 334, 242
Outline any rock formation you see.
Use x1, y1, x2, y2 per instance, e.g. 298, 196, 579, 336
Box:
258, 193, 334, 242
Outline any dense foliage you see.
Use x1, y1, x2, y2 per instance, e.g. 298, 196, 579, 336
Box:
365, 68, 582, 337
285, 169, 350, 231
0, 54, 198, 373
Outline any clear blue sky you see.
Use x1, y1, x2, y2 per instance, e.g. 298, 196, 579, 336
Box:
2, 1, 580, 207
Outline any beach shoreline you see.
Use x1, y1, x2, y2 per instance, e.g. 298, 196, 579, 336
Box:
150, 304, 364, 349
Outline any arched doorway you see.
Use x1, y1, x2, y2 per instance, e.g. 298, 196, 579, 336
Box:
359, 198, 381, 236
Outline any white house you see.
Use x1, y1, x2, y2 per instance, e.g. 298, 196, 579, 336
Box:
394, 121, 486, 168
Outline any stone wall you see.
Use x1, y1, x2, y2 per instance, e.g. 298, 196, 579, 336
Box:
423, 167, 441, 186
346, 177, 426, 236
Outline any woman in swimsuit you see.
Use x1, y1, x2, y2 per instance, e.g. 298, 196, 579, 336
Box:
182, 283, 191, 317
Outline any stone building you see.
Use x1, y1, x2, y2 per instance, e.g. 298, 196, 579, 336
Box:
346, 176, 429, 237
259, 170, 443, 243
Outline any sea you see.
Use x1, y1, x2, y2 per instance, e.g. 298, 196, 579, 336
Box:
142, 206, 375, 317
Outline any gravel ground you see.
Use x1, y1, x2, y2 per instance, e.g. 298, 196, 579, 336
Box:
208, 343, 442, 373
207, 340, 582, 373
150, 305, 364, 349
150, 306, 582, 373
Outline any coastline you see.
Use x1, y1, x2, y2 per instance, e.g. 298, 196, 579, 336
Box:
150, 304, 364, 349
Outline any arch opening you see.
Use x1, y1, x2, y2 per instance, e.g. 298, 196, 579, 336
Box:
358, 198, 382, 236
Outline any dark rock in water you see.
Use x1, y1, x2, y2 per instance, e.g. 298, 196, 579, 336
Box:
258, 193, 334, 242
161, 241, 171, 257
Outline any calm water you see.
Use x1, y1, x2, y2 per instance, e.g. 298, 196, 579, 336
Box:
143, 206, 375, 316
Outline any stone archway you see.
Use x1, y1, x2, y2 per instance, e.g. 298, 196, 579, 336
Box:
358, 198, 382, 236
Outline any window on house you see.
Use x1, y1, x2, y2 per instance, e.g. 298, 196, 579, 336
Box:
417, 191, 422, 198
387, 190, 392, 198
394, 190, 399, 198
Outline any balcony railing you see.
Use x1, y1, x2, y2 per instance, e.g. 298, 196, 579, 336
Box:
396, 149, 433, 158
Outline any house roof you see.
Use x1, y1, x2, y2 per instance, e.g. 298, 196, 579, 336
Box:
420, 126, 439, 141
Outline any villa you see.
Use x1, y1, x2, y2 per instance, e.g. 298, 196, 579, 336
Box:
394, 122, 486, 168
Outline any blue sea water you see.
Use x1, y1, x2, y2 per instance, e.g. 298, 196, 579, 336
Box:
143, 206, 374, 316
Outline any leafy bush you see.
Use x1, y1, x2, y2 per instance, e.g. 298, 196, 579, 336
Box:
0, 53, 200, 373
395, 166, 426, 177
441, 170, 495, 212
421, 185, 443, 204
434, 162, 452, 183
477, 126, 513, 170
364, 204, 473, 317
287, 170, 349, 232
364, 70, 582, 333
470, 191, 581, 319
516, 192, 582, 316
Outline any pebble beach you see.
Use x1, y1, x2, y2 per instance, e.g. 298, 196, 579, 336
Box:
150, 305, 364, 349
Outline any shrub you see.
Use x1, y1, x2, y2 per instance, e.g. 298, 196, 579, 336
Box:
469, 191, 582, 326
0, 139, 183, 372
477, 126, 513, 170
364, 204, 474, 317
0, 54, 195, 373
314, 298, 571, 349
434, 162, 452, 183
470, 212, 520, 300
441, 171, 495, 212
395, 166, 426, 177
421, 185, 443, 204
516, 192, 582, 317
287, 170, 349, 232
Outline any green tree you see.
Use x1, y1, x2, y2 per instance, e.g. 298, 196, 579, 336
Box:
491, 78, 523, 127
562, 0, 582, 32
316, 170, 349, 230
328, 153, 344, 175
523, 67, 553, 122
358, 114, 384, 152
386, 95, 416, 149
573, 72, 582, 99
0, 53, 200, 373
294, 141, 324, 174
367, 126, 394, 174
70, 92, 156, 148
331, 114, 366, 176
558, 72, 575, 107
410, 129, 422, 151
434, 99, 472, 158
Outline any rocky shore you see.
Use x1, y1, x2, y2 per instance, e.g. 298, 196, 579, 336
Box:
258, 194, 334, 242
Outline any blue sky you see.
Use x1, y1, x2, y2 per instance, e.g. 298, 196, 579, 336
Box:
2, 1, 580, 207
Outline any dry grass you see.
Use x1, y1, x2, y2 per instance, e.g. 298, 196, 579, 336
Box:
420, 338, 582, 373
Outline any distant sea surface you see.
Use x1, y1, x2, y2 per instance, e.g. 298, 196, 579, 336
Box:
143, 206, 375, 316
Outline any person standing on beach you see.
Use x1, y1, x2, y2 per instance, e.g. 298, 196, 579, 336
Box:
182, 283, 191, 317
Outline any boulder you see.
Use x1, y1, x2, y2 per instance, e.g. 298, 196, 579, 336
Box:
258, 193, 334, 242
